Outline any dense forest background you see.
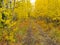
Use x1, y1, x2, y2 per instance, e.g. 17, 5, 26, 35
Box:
0, 0, 60, 45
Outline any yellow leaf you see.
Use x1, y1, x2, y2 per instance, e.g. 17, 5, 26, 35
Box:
5, 20, 10, 24
11, 22, 16, 27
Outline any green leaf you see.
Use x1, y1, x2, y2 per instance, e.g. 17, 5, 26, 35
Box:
0, 22, 3, 27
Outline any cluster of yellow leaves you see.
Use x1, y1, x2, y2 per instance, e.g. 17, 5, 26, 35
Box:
0, 13, 2, 21
0, 6, 17, 43
5, 35, 15, 42
3, 30, 15, 42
